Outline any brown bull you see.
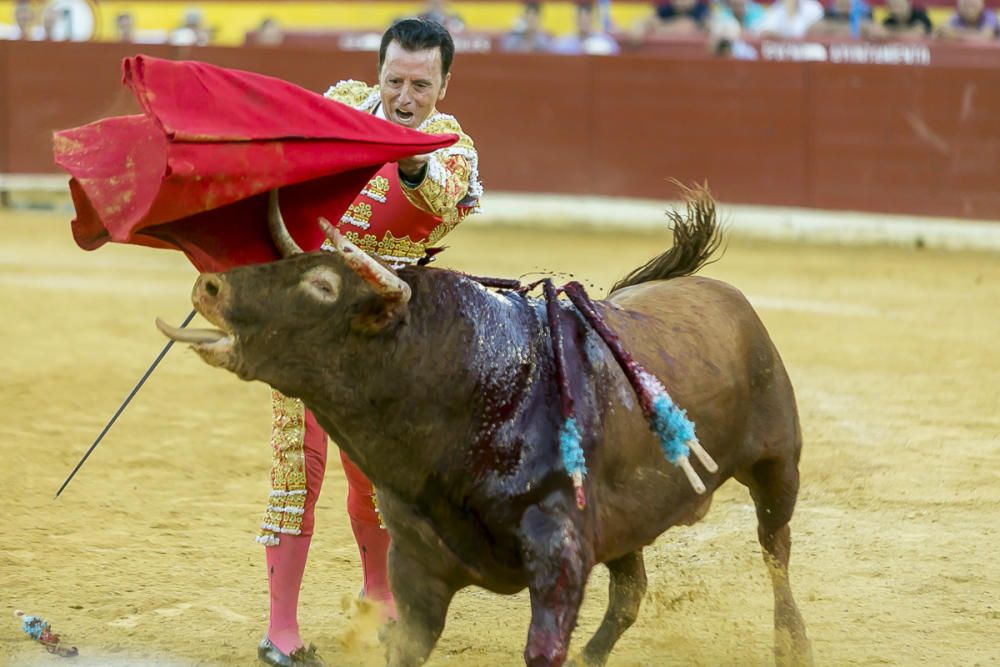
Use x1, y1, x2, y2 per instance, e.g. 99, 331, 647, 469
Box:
159, 187, 812, 667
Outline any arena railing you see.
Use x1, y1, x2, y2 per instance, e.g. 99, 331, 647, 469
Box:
2, 39, 1000, 221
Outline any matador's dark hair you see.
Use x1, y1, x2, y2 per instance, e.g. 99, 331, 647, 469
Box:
379, 18, 455, 78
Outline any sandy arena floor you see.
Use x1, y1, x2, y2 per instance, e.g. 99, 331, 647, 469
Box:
1, 207, 998, 666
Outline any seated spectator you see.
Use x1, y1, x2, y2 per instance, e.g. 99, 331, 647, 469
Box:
935, 0, 999, 41
757, 0, 825, 39
418, 0, 465, 33
501, 1, 553, 52
869, 0, 932, 40
114, 11, 166, 43
712, 0, 767, 35
551, 1, 621, 54
250, 17, 284, 46
633, 0, 711, 39
168, 7, 211, 46
0, 0, 44, 40
807, 0, 874, 37
34, 0, 99, 41
709, 16, 760, 57
15, 0, 39, 39
115, 11, 135, 42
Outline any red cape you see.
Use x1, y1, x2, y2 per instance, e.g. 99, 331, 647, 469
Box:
54, 55, 458, 272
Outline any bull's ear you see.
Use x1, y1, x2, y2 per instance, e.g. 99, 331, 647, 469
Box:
351, 292, 410, 334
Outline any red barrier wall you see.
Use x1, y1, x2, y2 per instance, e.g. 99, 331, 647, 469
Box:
3, 40, 1000, 220
809, 65, 1000, 218
0, 42, 9, 174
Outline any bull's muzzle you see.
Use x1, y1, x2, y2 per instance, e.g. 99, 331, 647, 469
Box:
156, 272, 234, 368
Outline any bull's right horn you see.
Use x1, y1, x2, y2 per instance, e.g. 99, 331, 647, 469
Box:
268, 189, 304, 257
319, 218, 411, 303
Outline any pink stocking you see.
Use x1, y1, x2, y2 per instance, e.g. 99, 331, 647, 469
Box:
265, 410, 328, 654
265, 534, 312, 654
340, 450, 397, 619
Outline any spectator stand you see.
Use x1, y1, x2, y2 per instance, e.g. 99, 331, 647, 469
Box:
3, 0, 998, 49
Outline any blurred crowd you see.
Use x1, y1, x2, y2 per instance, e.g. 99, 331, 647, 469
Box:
2, 0, 998, 55
0, 0, 212, 43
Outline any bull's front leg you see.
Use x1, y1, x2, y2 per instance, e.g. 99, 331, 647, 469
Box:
518, 491, 593, 667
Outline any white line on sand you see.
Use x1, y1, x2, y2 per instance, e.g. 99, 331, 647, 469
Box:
0, 273, 186, 295
747, 295, 884, 317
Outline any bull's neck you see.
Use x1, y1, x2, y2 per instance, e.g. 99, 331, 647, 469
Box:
302, 270, 542, 500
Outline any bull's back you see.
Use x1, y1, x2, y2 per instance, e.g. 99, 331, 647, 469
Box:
588, 276, 789, 560
605, 275, 769, 393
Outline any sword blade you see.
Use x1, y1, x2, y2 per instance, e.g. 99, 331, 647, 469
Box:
54, 308, 197, 498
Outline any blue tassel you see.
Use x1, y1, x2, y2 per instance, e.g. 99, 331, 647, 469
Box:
650, 394, 696, 464
559, 417, 587, 479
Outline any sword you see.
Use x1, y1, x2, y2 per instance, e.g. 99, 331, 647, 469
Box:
54, 309, 197, 498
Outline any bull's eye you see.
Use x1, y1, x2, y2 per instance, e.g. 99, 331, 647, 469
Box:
300, 267, 341, 303
311, 279, 334, 294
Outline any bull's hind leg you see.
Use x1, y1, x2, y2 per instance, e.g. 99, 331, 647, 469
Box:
573, 550, 647, 667
747, 458, 813, 667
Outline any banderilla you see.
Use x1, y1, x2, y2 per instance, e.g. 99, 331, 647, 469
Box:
54, 309, 197, 498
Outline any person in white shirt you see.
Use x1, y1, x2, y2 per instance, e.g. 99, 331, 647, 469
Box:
758, 0, 825, 38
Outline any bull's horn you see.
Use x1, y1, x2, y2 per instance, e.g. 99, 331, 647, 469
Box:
320, 218, 348, 252
268, 189, 303, 257
319, 218, 411, 303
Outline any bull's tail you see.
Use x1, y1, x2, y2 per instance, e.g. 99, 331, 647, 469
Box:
609, 183, 723, 295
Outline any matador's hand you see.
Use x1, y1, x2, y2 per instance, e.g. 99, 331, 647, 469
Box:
398, 153, 430, 181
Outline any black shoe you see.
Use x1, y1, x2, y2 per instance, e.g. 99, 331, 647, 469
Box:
257, 636, 325, 667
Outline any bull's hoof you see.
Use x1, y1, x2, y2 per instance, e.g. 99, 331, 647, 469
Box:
563, 655, 587, 667
773, 627, 813, 667
258, 636, 326, 667
377, 618, 397, 646
565, 651, 604, 667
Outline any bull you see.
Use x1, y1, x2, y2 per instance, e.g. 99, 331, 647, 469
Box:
158, 187, 812, 667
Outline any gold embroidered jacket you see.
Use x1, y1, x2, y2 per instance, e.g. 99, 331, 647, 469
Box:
324, 79, 482, 230
258, 80, 483, 545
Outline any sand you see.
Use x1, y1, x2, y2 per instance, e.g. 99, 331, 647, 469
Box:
1, 208, 998, 666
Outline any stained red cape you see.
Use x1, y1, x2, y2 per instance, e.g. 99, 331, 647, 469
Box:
53, 55, 458, 272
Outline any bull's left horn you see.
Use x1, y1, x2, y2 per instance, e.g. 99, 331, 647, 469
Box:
268, 189, 304, 257
319, 218, 411, 303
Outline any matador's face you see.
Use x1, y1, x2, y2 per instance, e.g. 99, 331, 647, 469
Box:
378, 41, 451, 130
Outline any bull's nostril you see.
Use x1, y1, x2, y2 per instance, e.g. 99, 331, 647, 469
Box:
196, 274, 223, 300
